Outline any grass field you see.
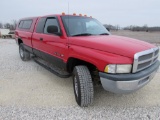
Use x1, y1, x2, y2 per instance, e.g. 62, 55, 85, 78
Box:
111, 30, 160, 44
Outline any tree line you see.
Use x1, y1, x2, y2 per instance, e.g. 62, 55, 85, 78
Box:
104, 24, 120, 31
0, 20, 17, 30
104, 24, 160, 32
123, 25, 160, 32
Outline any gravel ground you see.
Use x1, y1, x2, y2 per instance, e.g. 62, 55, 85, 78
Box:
0, 105, 160, 120
0, 39, 160, 120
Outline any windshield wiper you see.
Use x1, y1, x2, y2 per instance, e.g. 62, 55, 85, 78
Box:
72, 33, 92, 36
99, 33, 109, 35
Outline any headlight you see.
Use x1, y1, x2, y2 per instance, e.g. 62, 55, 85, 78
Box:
104, 64, 132, 73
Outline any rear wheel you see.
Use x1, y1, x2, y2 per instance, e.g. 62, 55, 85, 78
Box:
19, 43, 30, 61
73, 65, 94, 107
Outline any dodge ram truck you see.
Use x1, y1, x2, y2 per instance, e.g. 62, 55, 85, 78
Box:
15, 13, 160, 107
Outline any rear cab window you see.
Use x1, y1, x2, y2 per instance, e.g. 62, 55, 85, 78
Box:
18, 20, 33, 30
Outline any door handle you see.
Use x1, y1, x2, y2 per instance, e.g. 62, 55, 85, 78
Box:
40, 38, 43, 41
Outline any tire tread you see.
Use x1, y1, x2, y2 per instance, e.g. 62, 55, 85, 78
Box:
74, 65, 94, 107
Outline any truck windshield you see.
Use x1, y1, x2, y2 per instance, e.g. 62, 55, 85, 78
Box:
61, 16, 110, 36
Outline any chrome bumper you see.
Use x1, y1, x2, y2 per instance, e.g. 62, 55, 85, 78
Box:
99, 61, 159, 94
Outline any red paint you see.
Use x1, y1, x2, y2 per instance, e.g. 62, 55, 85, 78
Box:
15, 14, 156, 72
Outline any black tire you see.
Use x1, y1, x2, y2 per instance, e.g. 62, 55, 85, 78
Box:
19, 43, 30, 61
73, 65, 94, 107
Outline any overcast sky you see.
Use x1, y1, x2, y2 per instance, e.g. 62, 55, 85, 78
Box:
0, 0, 160, 27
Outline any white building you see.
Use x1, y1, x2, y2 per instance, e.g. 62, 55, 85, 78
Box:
0, 29, 10, 38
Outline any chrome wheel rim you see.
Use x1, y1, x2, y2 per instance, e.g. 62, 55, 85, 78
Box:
20, 47, 24, 58
74, 76, 78, 97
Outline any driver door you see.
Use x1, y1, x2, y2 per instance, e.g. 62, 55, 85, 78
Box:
32, 17, 68, 68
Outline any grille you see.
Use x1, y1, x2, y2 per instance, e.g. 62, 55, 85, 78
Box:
132, 47, 159, 73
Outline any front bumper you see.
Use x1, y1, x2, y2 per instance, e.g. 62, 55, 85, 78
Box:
99, 60, 160, 94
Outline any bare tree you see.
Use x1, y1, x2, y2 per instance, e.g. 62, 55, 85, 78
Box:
142, 24, 148, 32
104, 24, 119, 31
9, 24, 15, 30
0, 22, 3, 28
4, 23, 11, 29
12, 20, 17, 30
115, 25, 120, 31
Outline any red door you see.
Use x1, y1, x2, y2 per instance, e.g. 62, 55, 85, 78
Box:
32, 17, 68, 68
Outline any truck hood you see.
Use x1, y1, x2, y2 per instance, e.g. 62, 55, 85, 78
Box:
69, 35, 155, 58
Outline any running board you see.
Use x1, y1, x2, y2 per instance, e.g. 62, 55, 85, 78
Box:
33, 57, 71, 78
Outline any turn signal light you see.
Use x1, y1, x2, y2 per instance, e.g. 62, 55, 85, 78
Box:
62, 12, 65, 15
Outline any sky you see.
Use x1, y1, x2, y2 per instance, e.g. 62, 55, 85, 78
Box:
0, 0, 160, 27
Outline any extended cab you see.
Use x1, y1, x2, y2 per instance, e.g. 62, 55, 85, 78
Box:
15, 14, 160, 107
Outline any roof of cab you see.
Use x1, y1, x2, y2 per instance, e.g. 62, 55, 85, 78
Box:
19, 14, 92, 21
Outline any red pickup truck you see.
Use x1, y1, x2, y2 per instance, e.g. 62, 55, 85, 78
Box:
15, 14, 160, 107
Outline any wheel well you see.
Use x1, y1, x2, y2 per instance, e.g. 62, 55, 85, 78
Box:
67, 58, 97, 73
18, 39, 23, 45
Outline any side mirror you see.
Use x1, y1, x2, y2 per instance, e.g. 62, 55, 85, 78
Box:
47, 25, 62, 36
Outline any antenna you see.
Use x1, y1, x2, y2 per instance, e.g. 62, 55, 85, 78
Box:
68, 1, 69, 15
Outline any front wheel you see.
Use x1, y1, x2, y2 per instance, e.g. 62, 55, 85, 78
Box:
73, 65, 94, 107
19, 43, 30, 61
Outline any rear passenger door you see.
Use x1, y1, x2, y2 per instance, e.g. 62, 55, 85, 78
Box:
32, 17, 68, 68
